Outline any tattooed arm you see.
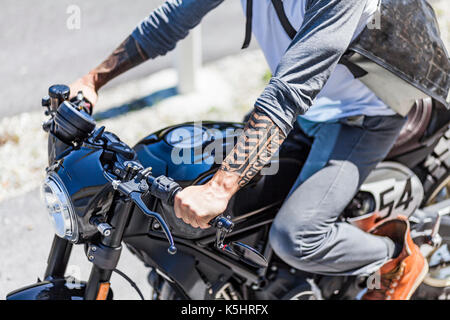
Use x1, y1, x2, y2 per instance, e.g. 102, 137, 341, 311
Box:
89, 36, 148, 91
69, 36, 148, 106
70, 0, 224, 107
174, 109, 286, 229
220, 109, 286, 188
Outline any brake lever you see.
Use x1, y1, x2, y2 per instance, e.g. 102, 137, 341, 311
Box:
105, 170, 177, 255
106, 170, 235, 254
129, 192, 177, 255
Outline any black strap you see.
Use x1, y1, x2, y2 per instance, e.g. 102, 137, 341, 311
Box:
242, 0, 367, 79
271, 0, 297, 40
339, 57, 368, 79
242, 0, 253, 49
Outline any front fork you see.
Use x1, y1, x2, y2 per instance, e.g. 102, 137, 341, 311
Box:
44, 236, 73, 279
43, 198, 134, 300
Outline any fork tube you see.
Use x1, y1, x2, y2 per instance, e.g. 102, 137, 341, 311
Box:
85, 266, 113, 300
44, 236, 73, 279
84, 199, 134, 300
103, 199, 134, 247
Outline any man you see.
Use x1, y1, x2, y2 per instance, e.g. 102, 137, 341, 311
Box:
70, 0, 427, 300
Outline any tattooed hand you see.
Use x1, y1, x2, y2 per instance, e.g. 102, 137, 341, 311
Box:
174, 174, 233, 229
174, 108, 287, 228
69, 75, 99, 106
69, 36, 149, 108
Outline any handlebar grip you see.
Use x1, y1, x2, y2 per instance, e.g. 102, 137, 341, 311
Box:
147, 175, 233, 230
148, 175, 182, 206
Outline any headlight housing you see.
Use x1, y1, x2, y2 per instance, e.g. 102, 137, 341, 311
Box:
41, 173, 78, 242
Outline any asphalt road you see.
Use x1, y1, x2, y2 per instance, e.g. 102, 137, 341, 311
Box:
0, 0, 252, 118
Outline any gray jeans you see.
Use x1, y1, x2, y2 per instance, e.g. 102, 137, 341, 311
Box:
269, 115, 407, 276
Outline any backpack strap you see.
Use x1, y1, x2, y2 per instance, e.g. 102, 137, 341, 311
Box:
242, 0, 254, 49
242, 0, 296, 48
271, 0, 297, 39
338, 55, 368, 78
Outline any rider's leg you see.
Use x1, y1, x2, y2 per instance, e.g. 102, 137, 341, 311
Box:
269, 115, 407, 276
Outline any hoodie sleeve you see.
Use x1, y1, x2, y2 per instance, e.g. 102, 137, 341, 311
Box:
255, 0, 369, 136
131, 0, 224, 59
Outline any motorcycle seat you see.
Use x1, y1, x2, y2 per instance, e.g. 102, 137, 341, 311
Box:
387, 98, 433, 159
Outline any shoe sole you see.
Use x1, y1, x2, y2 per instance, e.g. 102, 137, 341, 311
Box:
406, 259, 429, 300
423, 275, 450, 288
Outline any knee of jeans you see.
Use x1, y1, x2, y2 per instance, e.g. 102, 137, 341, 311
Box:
269, 219, 329, 260
269, 223, 301, 261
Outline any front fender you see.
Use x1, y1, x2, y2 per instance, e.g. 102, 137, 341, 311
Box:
6, 278, 87, 300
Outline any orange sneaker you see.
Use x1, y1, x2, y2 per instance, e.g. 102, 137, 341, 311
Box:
362, 216, 428, 300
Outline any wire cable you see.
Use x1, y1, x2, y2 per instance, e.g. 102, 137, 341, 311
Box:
113, 268, 145, 300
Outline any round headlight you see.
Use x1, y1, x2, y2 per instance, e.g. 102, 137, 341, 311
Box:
41, 173, 78, 242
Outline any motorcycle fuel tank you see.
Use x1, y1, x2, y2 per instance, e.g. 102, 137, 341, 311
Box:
133, 122, 305, 239
134, 122, 244, 183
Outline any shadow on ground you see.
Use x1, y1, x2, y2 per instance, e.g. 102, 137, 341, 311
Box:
93, 87, 178, 121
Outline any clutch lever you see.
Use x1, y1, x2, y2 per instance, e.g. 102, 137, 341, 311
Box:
70, 91, 93, 115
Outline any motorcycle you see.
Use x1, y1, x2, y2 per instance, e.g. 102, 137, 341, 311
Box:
6, 84, 450, 300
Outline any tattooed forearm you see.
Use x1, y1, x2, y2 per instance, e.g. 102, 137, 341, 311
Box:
220, 109, 286, 188
90, 36, 149, 90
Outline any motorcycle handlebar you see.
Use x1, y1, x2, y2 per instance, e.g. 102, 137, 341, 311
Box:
69, 91, 93, 115
147, 175, 181, 206
147, 175, 234, 232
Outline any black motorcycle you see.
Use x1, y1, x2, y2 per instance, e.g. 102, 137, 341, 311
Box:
7, 85, 450, 300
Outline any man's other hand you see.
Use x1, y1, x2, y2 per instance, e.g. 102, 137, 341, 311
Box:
69, 74, 99, 107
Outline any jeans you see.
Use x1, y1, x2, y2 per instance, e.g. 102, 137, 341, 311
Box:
269, 114, 407, 276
